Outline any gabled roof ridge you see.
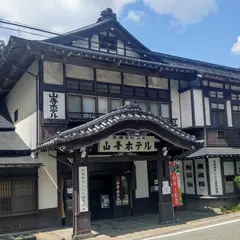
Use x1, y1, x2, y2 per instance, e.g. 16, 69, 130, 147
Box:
153, 51, 240, 74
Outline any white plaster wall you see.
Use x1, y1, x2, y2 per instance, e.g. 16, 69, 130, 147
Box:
38, 151, 58, 210
126, 46, 140, 58
72, 38, 89, 49
66, 64, 94, 80
44, 61, 63, 85
15, 113, 37, 149
123, 73, 146, 87
134, 161, 149, 199
204, 97, 211, 126
96, 69, 121, 84
226, 100, 233, 127
193, 90, 204, 126
91, 35, 99, 50
117, 40, 125, 55
184, 160, 196, 195
148, 77, 168, 90
170, 80, 181, 127
5, 61, 37, 149
180, 90, 192, 128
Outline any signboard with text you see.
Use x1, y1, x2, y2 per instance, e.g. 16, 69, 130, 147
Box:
170, 161, 183, 207
98, 136, 158, 153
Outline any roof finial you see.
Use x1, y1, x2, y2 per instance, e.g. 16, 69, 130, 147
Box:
97, 8, 117, 22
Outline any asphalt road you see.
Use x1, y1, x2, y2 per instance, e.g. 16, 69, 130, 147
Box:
144, 216, 240, 240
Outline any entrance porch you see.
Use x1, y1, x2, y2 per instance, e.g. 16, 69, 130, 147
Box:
35, 102, 199, 239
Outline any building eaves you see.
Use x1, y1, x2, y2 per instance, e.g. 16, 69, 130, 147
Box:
174, 147, 240, 159
36, 103, 197, 152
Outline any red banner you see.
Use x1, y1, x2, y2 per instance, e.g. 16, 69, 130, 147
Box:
170, 162, 183, 207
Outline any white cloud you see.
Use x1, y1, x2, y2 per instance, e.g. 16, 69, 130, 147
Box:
0, 0, 137, 41
231, 36, 240, 55
143, 0, 217, 25
127, 10, 144, 22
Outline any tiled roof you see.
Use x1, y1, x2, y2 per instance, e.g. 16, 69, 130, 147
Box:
174, 147, 240, 159
0, 156, 42, 166
0, 131, 29, 151
36, 102, 197, 151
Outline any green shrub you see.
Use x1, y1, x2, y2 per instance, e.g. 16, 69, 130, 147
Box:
234, 175, 240, 190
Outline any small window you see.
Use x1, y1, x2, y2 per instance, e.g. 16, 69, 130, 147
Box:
96, 83, 108, 93
14, 110, 18, 122
79, 80, 94, 92
148, 89, 158, 98
231, 93, 240, 101
110, 99, 122, 111
123, 86, 134, 96
209, 91, 223, 99
135, 87, 146, 97
158, 90, 169, 100
99, 34, 117, 52
109, 84, 121, 94
217, 130, 224, 138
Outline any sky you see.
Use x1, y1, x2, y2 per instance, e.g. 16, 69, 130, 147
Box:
0, 0, 240, 68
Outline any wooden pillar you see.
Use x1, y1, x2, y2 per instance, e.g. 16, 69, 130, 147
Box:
157, 153, 174, 224
72, 152, 92, 240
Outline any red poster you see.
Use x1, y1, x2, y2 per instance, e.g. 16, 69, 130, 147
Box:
170, 162, 183, 207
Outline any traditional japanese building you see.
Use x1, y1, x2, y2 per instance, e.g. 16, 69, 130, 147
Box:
1, 7, 240, 239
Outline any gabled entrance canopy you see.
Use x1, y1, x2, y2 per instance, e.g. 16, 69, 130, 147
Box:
36, 102, 198, 153
35, 102, 199, 239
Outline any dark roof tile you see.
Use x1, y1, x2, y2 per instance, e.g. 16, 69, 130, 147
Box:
0, 131, 29, 151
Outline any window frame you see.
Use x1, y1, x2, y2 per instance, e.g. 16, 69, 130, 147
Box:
0, 177, 37, 217
232, 104, 240, 127
210, 102, 226, 127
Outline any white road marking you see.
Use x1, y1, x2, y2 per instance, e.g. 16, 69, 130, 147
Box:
143, 217, 240, 240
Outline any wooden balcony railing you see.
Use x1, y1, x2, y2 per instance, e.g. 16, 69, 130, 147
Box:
68, 112, 178, 126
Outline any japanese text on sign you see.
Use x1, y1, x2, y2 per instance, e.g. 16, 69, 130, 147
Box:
43, 91, 65, 119
98, 136, 158, 153
79, 166, 89, 213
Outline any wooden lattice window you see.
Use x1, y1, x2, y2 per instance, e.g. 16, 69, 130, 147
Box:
0, 178, 36, 217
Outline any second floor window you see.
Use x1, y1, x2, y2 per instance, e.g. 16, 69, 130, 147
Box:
211, 103, 225, 126
231, 94, 240, 101
209, 91, 223, 99
232, 105, 240, 127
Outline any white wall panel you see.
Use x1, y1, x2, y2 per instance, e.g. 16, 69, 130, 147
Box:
44, 61, 63, 85
66, 65, 94, 80
38, 151, 58, 210
204, 97, 211, 126
193, 90, 204, 126
170, 80, 181, 127
194, 159, 208, 195
5, 61, 37, 149
226, 100, 233, 127
134, 161, 149, 198
184, 160, 195, 195
148, 77, 168, 89
96, 69, 121, 84
180, 90, 192, 128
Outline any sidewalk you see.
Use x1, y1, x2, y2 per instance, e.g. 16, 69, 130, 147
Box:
2, 211, 240, 240
33, 210, 232, 240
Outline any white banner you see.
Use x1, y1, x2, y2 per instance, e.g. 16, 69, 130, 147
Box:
43, 91, 65, 119
98, 136, 158, 153
195, 159, 208, 196
209, 158, 223, 195
79, 166, 89, 212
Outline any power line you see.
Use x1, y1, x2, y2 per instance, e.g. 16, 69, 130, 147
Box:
0, 19, 59, 36
0, 18, 154, 57
0, 26, 52, 38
